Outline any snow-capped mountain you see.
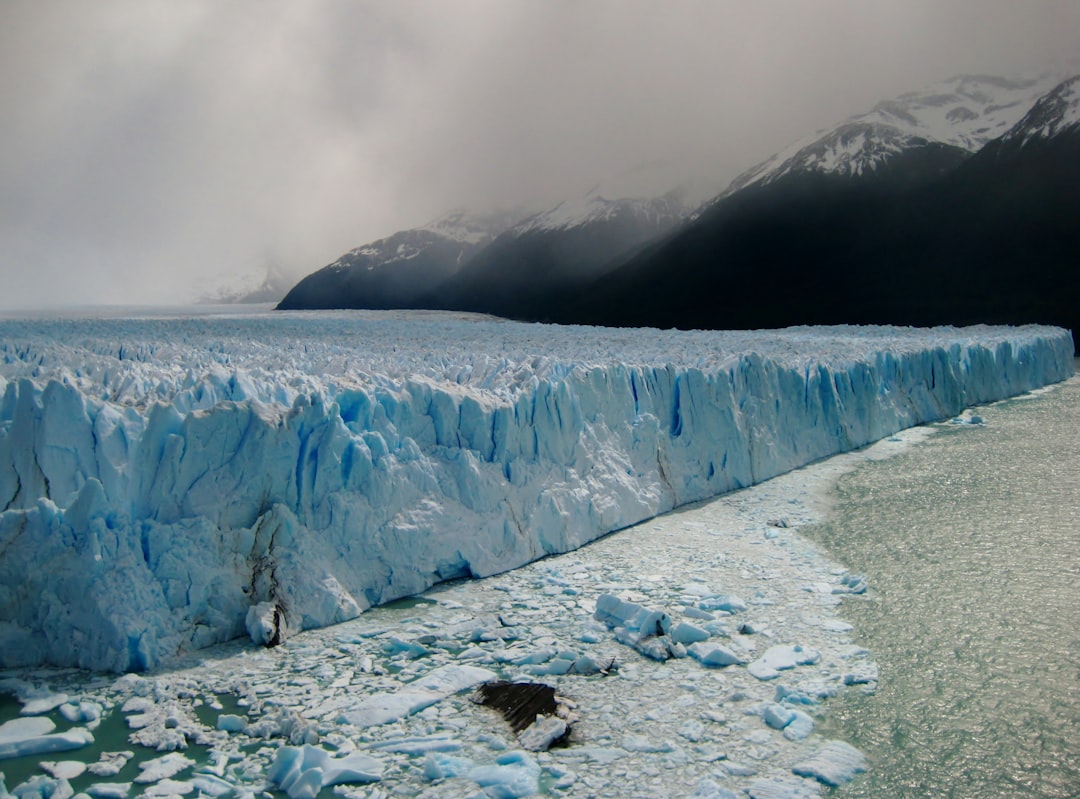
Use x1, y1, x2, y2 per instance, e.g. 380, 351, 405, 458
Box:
1000, 74, 1080, 145
276, 209, 523, 310
724, 71, 1070, 195
420, 180, 701, 321
280, 167, 718, 314
552, 73, 1080, 339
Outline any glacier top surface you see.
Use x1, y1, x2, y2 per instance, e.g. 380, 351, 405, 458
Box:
0, 307, 1060, 408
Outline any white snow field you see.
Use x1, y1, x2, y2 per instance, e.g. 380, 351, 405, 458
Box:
0, 309, 1073, 674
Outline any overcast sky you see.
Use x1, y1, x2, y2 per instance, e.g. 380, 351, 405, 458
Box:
1, 0, 1078, 308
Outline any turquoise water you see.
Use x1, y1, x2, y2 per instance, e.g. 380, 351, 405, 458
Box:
805, 369, 1080, 797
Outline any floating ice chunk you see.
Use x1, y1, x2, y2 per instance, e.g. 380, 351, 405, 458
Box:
687, 642, 743, 668
670, 622, 710, 645
622, 735, 674, 753
19, 693, 69, 716
763, 703, 795, 730
58, 702, 102, 725
687, 778, 740, 798
748, 661, 781, 681
87, 752, 134, 777
698, 595, 747, 613
683, 607, 715, 621
367, 735, 462, 754
518, 715, 567, 751
468, 751, 540, 799
792, 741, 868, 787
39, 761, 87, 781
774, 685, 817, 706
821, 619, 854, 632
748, 645, 820, 681
747, 774, 823, 798
338, 664, 495, 727
678, 720, 706, 742
723, 761, 757, 777
134, 752, 195, 784
424, 752, 475, 780
143, 779, 195, 796
832, 575, 868, 594
86, 783, 132, 798
0, 717, 93, 760
216, 714, 247, 733
843, 662, 879, 686
268, 744, 382, 799
681, 583, 714, 597
0, 716, 55, 741
783, 710, 815, 741
8, 775, 75, 799
383, 637, 430, 659
189, 774, 233, 797
593, 594, 646, 629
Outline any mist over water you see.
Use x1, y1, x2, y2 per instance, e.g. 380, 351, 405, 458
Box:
804, 367, 1080, 797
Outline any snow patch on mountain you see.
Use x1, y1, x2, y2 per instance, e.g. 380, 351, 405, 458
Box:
328, 209, 523, 272
1000, 74, 1080, 145
725, 70, 1072, 194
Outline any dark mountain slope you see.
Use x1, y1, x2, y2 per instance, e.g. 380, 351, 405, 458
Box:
552, 143, 974, 329
555, 79, 1080, 341
420, 195, 687, 321
277, 211, 519, 311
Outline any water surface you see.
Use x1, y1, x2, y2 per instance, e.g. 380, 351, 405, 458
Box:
806, 370, 1080, 797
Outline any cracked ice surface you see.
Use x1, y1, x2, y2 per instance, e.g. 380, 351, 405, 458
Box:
0, 438, 916, 798
0, 308, 1073, 671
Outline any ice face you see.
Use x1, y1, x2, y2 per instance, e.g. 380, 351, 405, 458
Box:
0, 311, 1073, 672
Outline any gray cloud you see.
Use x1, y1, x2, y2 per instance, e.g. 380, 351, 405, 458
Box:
2, 0, 1078, 307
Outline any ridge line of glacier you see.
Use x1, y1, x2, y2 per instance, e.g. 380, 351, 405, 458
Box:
0, 314, 1073, 672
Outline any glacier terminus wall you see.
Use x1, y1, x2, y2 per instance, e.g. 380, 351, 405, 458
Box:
0, 310, 1073, 672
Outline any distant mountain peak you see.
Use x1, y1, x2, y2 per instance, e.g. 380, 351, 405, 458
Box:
724, 68, 1071, 196
419, 207, 530, 245
1001, 74, 1080, 145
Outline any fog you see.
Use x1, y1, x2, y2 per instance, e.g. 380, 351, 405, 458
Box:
1, 0, 1077, 308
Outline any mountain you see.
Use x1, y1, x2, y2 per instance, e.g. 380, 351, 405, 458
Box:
721, 71, 1067, 196
201, 264, 295, 304
276, 209, 523, 310
418, 183, 701, 321
555, 74, 1080, 340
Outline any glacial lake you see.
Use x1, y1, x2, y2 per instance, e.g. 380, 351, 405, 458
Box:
804, 365, 1080, 797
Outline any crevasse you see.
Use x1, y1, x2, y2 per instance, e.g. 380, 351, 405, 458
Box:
0, 315, 1073, 672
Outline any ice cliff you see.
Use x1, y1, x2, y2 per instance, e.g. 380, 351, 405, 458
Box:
0, 311, 1073, 672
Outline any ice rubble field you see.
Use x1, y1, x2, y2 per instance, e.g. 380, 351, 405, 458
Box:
0, 431, 942, 799
0, 310, 1073, 675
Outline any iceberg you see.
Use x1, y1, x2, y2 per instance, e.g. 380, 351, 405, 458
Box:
0, 311, 1073, 671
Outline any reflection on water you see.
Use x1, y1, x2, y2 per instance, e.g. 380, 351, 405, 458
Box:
805, 370, 1080, 797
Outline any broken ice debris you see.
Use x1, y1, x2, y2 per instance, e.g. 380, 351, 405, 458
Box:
268, 744, 383, 799
747, 645, 821, 681
0, 717, 94, 759
687, 642, 744, 668
338, 664, 495, 727
792, 740, 868, 787
468, 751, 541, 799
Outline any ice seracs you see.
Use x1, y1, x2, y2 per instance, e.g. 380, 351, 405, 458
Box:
0, 311, 1073, 672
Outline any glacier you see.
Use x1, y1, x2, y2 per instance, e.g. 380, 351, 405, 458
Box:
0, 309, 1073, 672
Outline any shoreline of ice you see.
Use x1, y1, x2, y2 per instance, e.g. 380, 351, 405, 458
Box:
0, 425, 941, 798
0, 310, 1074, 673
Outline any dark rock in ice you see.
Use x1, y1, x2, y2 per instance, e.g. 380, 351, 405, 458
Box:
472, 681, 573, 750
